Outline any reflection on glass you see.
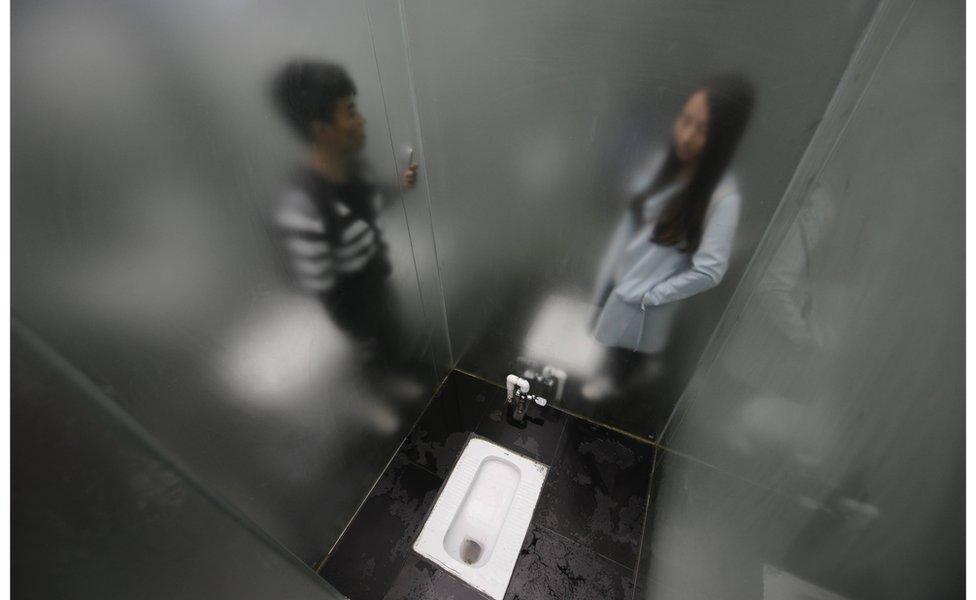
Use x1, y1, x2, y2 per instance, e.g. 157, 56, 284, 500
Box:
583, 76, 755, 402
722, 183, 841, 461
269, 59, 420, 388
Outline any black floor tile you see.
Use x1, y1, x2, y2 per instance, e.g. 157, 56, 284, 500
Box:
320, 455, 444, 600
505, 524, 634, 600
467, 375, 568, 467
382, 556, 487, 600
475, 402, 568, 467
322, 370, 653, 600
453, 371, 505, 410
399, 375, 489, 478
534, 418, 654, 569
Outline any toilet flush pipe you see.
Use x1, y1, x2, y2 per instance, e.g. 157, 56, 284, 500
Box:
506, 375, 529, 401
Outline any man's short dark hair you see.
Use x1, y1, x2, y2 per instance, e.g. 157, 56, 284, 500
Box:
271, 59, 357, 141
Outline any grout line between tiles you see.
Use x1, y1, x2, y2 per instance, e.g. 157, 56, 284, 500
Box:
406, 459, 445, 481
533, 520, 637, 575
548, 403, 659, 448
628, 445, 660, 600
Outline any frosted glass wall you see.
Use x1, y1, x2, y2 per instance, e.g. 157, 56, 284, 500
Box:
400, 0, 879, 437
12, 0, 448, 564
13, 324, 344, 599
638, 0, 964, 597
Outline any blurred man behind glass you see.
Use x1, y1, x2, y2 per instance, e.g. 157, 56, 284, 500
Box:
270, 59, 418, 377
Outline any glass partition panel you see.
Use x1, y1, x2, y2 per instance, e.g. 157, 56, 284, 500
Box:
13, 324, 346, 599
400, 0, 879, 438
638, 0, 964, 597
12, 0, 448, 563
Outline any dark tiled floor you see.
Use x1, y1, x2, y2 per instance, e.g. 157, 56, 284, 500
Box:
319, 370, 655, 600
384, 556, 487, 599
506, 525, 634, 600
534, 419, 654, 569
319, 454, 443, 598
474, 399, 568, 467
398, 376, 479, 478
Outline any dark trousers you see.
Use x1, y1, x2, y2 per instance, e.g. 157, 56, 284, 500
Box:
603, 346, 651, 389
321, 274, 402, 371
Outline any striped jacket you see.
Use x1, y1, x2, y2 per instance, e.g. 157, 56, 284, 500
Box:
273, 169, 391, 295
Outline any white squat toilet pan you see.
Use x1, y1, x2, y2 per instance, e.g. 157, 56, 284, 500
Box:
413, 436, 548, 599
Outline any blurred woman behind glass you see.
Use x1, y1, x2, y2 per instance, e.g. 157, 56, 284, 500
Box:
585, 75, 755, 401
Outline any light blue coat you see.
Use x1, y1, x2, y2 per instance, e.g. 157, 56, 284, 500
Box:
592, 160, 741, 353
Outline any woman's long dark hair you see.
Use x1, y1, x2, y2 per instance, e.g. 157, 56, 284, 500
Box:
631, 75, 755, 252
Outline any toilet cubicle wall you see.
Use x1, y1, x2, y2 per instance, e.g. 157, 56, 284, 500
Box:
12, 1, 965, 598
12, 322, 347, 599
636, 0, 965, 597
390, 0, 882, 439
11, 0, 450, 567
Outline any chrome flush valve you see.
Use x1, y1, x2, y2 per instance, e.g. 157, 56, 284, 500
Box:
505, 374, 547, 427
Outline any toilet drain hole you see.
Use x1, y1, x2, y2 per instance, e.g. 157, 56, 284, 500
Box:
460, 538, 482, 564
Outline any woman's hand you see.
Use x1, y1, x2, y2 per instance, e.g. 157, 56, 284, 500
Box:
400, 163, 419, 188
